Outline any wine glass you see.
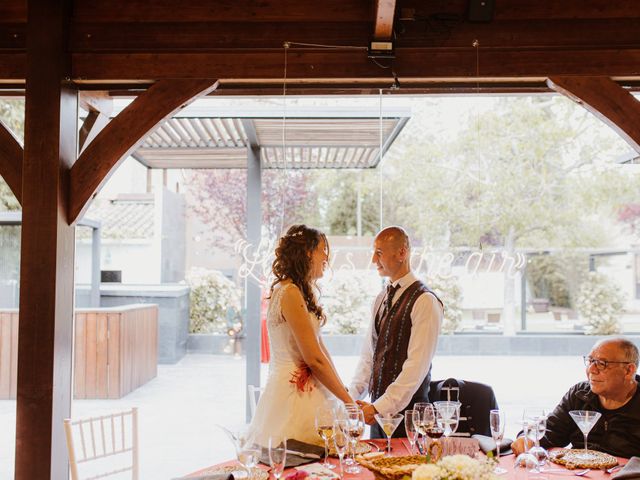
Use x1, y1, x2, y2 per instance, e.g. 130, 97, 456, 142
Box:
345, 408, 364, 473
404, 410, 419, 454
268, 437, 287, 480
489, 409, 507, 475
341, 403, 359, 466
315, 406, 336, 469
569, 410, 602, 460
434, 401, 461, 437
412, 403, 434, 454
333, 420, 349, 479
374, 413, 403, 455
236, 432, 261, 480
523, 408, 548, 466
514, 421, 540, 473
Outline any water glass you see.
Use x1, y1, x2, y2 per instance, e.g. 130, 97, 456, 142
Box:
268, 437, 287, 480
404, 410, 419, 454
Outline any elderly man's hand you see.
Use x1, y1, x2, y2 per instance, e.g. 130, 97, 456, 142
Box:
510, 437, 533, 457
356, 400, 378, 425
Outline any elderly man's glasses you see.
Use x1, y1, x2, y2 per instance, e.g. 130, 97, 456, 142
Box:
583, 356, 631, 370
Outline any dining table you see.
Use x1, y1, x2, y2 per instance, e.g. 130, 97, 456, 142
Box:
183, 438, 627, 479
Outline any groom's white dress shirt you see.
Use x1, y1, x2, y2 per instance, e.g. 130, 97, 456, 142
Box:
349, 271, 443, 415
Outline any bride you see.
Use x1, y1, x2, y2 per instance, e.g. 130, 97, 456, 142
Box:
247, 225, 353, 445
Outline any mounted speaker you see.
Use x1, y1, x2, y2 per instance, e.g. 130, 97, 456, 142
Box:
468, 0, 494, 22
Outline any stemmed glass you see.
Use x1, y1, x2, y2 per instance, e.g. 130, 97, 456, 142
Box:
569, 410, 602, 460
412, 403, 434, 454
524, 408, 548, 466
514, 421, 540, 473
489, 409, 507, 475
404, 410, 419, 454
268, 437, 287, 480
333, 420, 349, 479
236, 432, 261, 480
341, 403, 359, 467
315, 406, 336, 469
345, 408, 364, 473
434, 401, 461, 437
374, 413, 403, 455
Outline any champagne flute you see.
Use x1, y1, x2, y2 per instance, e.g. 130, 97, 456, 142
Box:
413, 403, 434, 454
569, 410, 602, 460
268, 437, 287, 480
333, 420, 349, 480
345, 408, 364, 473
404, 410, 419, 454
342, 403, 359, 466
489, 409, 507, 475
374, 413, 403, 455
315, 406, 336, 469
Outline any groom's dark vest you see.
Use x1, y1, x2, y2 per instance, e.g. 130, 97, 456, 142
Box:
369, 280, 443, 438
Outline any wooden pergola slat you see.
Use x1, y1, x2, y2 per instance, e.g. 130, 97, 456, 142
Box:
547, 76, 640, 153
0, 119, 23, 204
68, 78, 219, 223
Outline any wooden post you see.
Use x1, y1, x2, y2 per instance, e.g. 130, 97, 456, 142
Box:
15, 0, 76, 478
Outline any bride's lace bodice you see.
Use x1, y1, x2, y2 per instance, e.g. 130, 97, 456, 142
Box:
267, 283, 320, 367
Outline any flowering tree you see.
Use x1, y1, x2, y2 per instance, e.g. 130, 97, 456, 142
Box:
185, 169, 315, 252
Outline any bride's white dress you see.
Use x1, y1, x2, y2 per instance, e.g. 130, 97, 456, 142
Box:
247, 283, 335, 446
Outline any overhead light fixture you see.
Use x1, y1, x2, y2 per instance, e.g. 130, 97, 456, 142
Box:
368, 40, 395, 59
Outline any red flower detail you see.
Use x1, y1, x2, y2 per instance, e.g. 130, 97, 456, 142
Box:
289, 363, 314, 393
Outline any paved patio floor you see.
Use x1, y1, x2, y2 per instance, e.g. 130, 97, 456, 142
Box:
0, 354, 588, 479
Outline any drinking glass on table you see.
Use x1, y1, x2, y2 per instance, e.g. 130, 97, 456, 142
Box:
341, 403, 359, 466
434, 401, 461, 437
514, 421, 540, 472
523, 408, 548, 466
345, 408, 365, 473
315, 406, 336, 469
374, 413, 403, 455
569, 410, 602, 461
236, 432, 261, 480
404, 410, 419, 454
333, 420, 349, 480
268, 437, 287, 480
412, 403, 434, 454
489, 409, 507, 475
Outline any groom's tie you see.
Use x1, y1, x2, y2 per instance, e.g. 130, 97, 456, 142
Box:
376, 283, 399, 332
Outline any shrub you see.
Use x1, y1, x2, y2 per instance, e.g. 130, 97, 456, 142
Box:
423, 274, 464, 334
186, 268, 241, 334
576, 271, 625, 335
321, 271, 379, 334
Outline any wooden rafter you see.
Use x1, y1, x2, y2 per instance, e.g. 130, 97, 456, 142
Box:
0, 118, 23, 204
547, 76, 640, 153
68, 78, 218, 223
373, 0, 396, 40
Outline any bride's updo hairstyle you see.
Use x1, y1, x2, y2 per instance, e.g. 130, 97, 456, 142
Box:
270, 224, 327, 325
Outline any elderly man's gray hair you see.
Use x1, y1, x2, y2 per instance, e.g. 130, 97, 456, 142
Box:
595, 337, 639, 367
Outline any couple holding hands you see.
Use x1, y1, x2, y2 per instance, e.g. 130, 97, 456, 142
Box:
247, 224, 444, 446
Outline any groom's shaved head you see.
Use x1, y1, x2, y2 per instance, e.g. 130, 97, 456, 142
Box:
377, 226, 410, 251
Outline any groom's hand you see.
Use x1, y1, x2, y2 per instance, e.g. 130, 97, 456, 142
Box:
356, 400, 378, 424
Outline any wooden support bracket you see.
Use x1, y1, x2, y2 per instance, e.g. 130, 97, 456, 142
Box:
0, 119, 23, 204
547, 76, 640, 153
68, 78, 218, 223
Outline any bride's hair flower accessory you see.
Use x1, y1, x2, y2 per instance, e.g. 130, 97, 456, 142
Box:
289, 362, 314, 393
286, 230, 304, 239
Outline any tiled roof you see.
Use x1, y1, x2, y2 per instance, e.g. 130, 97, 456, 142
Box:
77, 195, 154, 240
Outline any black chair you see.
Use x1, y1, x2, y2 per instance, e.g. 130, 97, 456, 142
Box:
428, 378, 498, 437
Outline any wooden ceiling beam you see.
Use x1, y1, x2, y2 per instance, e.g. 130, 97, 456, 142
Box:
547, 76, 640, 153
373, 0, 396, 40
0, 118, 22, 203
71, 47, 640, 81
69, 78, 218, 223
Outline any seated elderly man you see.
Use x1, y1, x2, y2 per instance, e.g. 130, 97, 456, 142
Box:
512, 337, 640, 458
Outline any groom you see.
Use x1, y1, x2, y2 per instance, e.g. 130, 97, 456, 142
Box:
349, 226, 443, 438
